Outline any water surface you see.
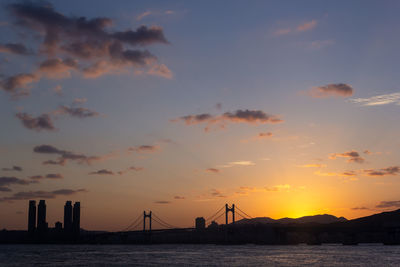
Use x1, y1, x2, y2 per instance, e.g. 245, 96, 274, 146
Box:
1, 244, 399, 266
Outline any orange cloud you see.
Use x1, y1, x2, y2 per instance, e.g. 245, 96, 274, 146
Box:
296, 20, 317, 32
329, 150, 365, 163
307, 83, 354, 98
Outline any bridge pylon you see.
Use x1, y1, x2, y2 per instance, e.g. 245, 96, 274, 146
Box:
225, 204, 235, 225
143, 211, 152, 232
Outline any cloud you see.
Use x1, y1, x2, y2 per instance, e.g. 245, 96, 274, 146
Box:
34, 144, 110, 165
229, 161, 255, 166
258, 132, 273, 138
89, 169, 114, 175
308, 83, 354, 98
363, 166, 400, 177
363, 150, 373, 155
38, 58, 78, 79
136, 11, 152, 21
2, 166, 23, 172
265, 184, 291, 192
147, 63, 173, 79
55, 105, 99, 118
351, 206, 370, 210
16, 112, 56, 132
0, 188, 87, 202
30, 173, 63, 180
128, 145, 159, 153
172, 109, 283, 131
297, 164, 326, 168
329, 151, 365, 163
0, 176, 35, 192
309, 40, 334, 49
154, 200, 171, 204
296, 20, 317, 32
73, 98, 87, 104
314, 170, 357, 177
136, 10, 176, 21
210, 189, 227, 198
46, 173, 63, 179
0, 73, 39, 96
274, 19, 317, 35
117, 166, 144, 175
0, 43, 31, 55
349, 92, 400, 106
205, 168, 220, 174
53, 85, 62, 95
376, 201, 400, 209
1, 1, 171, 97
174, 196, 185, 200
8, 2, 168, 52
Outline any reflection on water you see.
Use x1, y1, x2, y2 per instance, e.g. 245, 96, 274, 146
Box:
0, 244, 399, 266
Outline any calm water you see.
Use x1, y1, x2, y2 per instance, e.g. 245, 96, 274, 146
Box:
0, 244, 399, 266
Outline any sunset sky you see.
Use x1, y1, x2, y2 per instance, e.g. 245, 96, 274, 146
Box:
1, 0, 400, 231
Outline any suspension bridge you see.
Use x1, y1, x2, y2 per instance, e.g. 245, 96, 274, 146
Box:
120, 203, 253, 232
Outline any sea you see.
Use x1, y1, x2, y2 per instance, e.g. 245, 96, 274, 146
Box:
0, 244, 399, 266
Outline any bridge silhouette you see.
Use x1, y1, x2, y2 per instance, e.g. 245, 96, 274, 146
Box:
121, 203, 253, 232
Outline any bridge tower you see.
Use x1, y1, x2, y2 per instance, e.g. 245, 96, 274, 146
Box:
143, 211, 152, 231
225, 204, 235, 224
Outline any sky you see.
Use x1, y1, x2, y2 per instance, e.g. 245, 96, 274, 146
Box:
1, 0, 400, 231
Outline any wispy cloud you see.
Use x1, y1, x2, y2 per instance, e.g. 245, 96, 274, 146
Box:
89, 169, 114, 175
34, 144, 114, 166
136, 11, 152, 21
205, 168, 220, 174
363, 166, 400, 177
30, 173, 63, 180
2, 166, 23, 172
128, 145, 159, 153
274, 19, 317, 35
351, 206, 370, 210
154, 200, 171, 204
309, 39, 334, 49
218, 161, 256, 168
117, 166, 144, 175
16, 112, 56, 132
376, 200, 400, 209
0, 176, 36, 192
349, 92, 400, 106
307, 83, 354, 98
0, 188, 87, 202
172, 109, 283, 132
297, 164, 326, 168
329, 150, 365, 163
314, 170, 357, 178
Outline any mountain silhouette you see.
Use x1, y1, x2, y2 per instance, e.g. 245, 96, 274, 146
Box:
236, 214, 347, 225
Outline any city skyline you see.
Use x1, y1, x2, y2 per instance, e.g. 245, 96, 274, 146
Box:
1, 0, 400, 231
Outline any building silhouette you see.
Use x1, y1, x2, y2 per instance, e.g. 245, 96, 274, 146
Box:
73, 202, 80, 234
37, 200, 47, 233
195, 217, 205, 230
64, 201, 73, 232
55, 221, 62, 231
28, 200, 36, 233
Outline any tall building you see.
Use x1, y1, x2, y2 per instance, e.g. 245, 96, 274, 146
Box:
73, 202, 80, 234
28, 200, 36, 233
64, 201, 73, 232
37, 200, 47, 232
195, 217, 206, 230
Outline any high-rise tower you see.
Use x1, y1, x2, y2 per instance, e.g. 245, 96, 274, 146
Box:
64, 201, 73, 232
28, 200, 36, 233
37, 200, 47, 232
72, 202, 80, 235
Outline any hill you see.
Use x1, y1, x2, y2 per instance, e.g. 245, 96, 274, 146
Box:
236, 214, 347, 225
